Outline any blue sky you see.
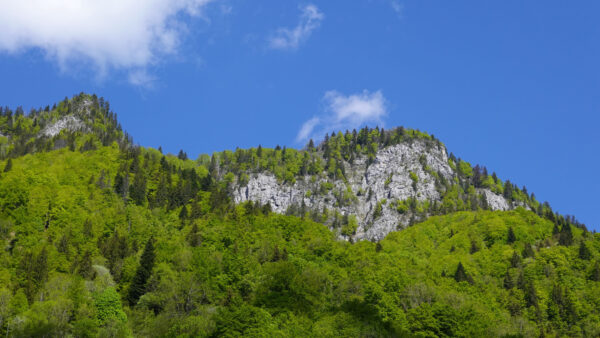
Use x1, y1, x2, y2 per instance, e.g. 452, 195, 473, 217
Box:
0, 1, 598, 230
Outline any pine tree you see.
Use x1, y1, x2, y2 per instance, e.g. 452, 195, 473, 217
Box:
503, 180, 513, 200
552, 223, 560, 235
78, 251, 95, 279
511, 251, 521, 268
524, 282, 538, 308
179, 205, 188, 222
127, 239, 156, 306
187, 223, 202, 247
454, 262, 473, 284
503, 268, 514, 289
507, 227, 516, 244
559, 224, 573, 246
129, 168, 147, 206
579, 241, 591, 260
470, 240, 479, 254
522, 243, 535, 259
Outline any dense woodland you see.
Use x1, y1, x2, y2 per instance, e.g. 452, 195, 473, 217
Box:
0, 94, 598, 337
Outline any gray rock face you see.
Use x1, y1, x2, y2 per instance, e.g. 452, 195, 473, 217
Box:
41, 115, 88, 137
40, 98, 93, 138
232, 140, 514, 241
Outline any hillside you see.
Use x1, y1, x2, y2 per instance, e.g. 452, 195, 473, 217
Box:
0, 94, 597, 337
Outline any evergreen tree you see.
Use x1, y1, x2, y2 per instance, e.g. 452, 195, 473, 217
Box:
187, 223, 202, 247
503, 180, 513, 200
578, 241, 591, 260
113, 171, 129, 201
77, 251, 95, 279
507, 227, 516, 244
454, 262, 473, 284
503, 268, 514, 289
470, 240, 479, 254
510, 251, 521, 268
524, 282, 538, 308
127, 239, 156, 306
559, 224, 573, 246
129, 169, 147, 206
179, 205, 188, 222
552, 223, 560, 235
522, 243, 535, 259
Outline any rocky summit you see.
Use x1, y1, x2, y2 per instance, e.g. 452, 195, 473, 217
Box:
232, 138, 520, 241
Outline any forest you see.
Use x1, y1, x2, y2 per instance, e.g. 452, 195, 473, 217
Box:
0, 94, 598, 337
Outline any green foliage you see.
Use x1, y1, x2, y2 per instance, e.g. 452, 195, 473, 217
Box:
0, 94, 597, 337
95, 287, 127, 324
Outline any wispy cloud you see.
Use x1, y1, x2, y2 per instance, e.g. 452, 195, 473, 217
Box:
0, 0, 214, 85
296, 90, 388, 143
390, 1, 404, 18
268, 4, 324, 50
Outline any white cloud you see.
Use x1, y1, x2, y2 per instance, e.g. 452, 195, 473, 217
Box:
0, 0, 214, 84
296, 90, 388, 143
268, 4, 324, 50
296, 117, 321, 143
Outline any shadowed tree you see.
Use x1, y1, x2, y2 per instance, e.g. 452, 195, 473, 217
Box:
579, 241, 591, 260
559, 224, 573, 246
127, 239, 156, 306
507, 227, 516, 244
454, 262, 473, 284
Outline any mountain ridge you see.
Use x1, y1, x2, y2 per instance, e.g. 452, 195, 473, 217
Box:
0, 93, 588, 240
0, 93, 598, 337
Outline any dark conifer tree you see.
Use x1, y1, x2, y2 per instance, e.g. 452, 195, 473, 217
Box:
129, 168, 147, 206
559, 224, 574, 246
578, 241, 591, 260
552, 223, 560, 235
511, 251, 521, 268
78, 251, 95, 279
179, 205, 188, 222
454, 262, 472, 284
127, 239, 156, 306
507, 227, 516, 244
522, 243, 535, 259
503, 180, 513, 200
524, 282, 538, 309
187, 223, 202, 247
503, 268, 513, 289
470, 240, 479, 254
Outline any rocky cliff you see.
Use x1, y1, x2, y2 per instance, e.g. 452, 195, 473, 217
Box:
232, 138, 519, 241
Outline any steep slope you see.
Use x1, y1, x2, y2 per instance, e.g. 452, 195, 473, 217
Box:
0, 144, 599, 336
232, 138, 512, 241
211, 127, 579, 242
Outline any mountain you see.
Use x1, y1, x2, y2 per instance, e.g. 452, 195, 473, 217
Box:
0, 94, 597, 337
231, 133, 519, 241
